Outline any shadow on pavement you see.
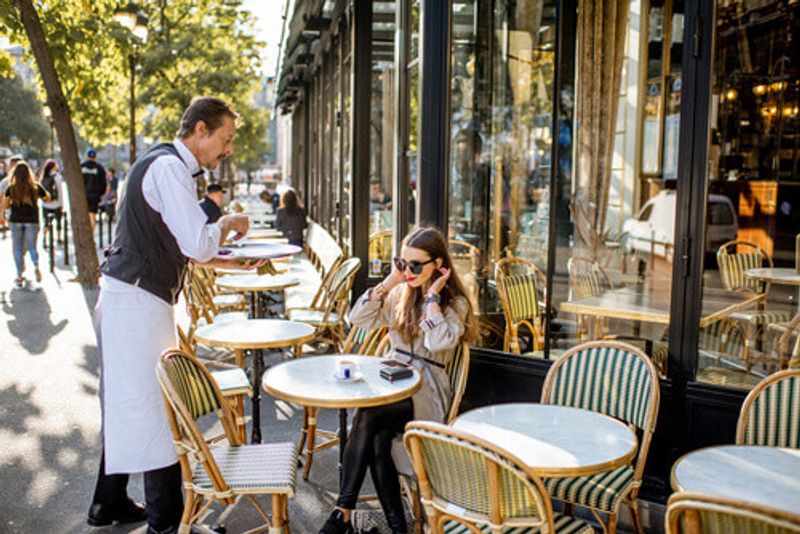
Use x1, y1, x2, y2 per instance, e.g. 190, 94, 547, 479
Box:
2, 287, 68, 355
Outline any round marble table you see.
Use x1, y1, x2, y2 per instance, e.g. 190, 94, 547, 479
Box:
195, 319, 315, 444
263, 355, 422, 483
746, 268, 800, 287
671, 445, 800, 518
217, 242, 301, 261
216, 274, 300, 318
452, 403, 638, 477
246, 228, 284, 240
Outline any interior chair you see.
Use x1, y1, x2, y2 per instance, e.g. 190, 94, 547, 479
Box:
286, 257, 362, 352
765, 312, 800, 369
665, 492, 800, 534
541, 340, 660, 534
156, 349, 297, 533
403, 421, 593, 534
566, 256, 614, 341
735, 368, 800, 448
495, 257, 546, 355
449, 239, 482, 311
717, 240, 791, 369
368, 229, 394, 275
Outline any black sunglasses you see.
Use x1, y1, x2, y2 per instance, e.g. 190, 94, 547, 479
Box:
393, 256, 436, 275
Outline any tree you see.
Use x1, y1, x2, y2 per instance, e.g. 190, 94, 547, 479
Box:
5, 0, 99, 286
0, 74, 49, 155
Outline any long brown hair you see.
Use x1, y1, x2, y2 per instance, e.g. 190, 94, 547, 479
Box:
9, 161, 36, 207
393, 226, 478, 345
280, 188, 303, 216
38, 159, 57, 180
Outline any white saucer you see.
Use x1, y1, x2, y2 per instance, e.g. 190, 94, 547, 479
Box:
332, 371, 365, 383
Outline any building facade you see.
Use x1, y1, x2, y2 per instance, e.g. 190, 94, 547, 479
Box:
277, 0, 800, 504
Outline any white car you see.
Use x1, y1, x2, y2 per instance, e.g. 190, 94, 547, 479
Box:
621, 190, 738, 259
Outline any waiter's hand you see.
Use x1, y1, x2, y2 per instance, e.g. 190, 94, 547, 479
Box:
217, 214, 250, 243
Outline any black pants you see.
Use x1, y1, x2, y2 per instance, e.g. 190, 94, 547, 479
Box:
337, 399, 414, 532
92, 452, 183, 532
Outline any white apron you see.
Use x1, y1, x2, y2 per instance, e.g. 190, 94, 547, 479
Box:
96, 275, 178, 474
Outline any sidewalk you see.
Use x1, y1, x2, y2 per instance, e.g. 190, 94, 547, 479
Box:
0, 230, 380, 533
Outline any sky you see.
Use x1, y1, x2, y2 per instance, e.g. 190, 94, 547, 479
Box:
242, 0, 290, 78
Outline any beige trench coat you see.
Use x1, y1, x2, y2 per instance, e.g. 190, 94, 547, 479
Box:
348, 286, 469, 422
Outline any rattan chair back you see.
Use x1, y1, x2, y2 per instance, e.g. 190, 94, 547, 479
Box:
665, 492, 800, 534
736, 368, 800, 448
445, 342, 470, 424
777, 313, 800, 369
716, 240, 772, 294
567, 256, 613, 300
404, 421, 556, 534
495, 257, 546, 353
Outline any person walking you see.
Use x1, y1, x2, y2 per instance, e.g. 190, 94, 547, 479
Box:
2, 161, 50, 286
198, 183, 225, 223
81, 148, 107, 232
319, 226, 477, 534
39, 159, 65, 242
87, 96, 262, 534
275, 187, 308, 247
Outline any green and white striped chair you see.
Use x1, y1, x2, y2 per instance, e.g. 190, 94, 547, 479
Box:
496, 257, 546, 354
156, 349, 297, 533
541, 341, 660, 534
404, 421, 594, 534
567, 257, 614, 341
717, 240, 792, 369
666, 492, 800, 534
736, 368, 800, 448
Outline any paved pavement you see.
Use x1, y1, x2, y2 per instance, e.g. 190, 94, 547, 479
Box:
0, 230, 377, 533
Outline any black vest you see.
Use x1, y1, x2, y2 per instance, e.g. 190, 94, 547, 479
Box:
101, 143, 191, 304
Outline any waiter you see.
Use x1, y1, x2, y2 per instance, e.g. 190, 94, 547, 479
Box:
88, 96, 259, 534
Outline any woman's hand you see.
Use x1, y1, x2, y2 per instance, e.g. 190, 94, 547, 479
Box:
427, 267, 451, 295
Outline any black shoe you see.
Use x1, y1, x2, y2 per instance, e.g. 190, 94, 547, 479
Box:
87, 498, 146, 526
320, 509, 354, 534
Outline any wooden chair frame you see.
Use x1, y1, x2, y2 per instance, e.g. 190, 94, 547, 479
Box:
156, 349, 293, 534
776, 313, 800, 369
567, 256, 615, 340
665, 492, 800, 534
541, 340, 661, 534
495, 257, 547, 354
735, 367, 800, 446
404, 421, 585, 534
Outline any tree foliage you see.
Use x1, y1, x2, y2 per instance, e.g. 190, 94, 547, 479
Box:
0, 0, 269, 168
0, 74, 49, 155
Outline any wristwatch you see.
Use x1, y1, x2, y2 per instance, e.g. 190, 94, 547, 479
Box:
425, 293, 442, 305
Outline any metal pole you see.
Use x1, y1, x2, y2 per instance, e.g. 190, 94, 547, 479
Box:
47, 214, 55, 273
98, 211, 104, 249
63, 213, 69, 266
129, 52, 137, 166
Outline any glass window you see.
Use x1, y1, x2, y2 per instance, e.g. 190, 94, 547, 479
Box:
368, 1, 398, 277
697, 0, 800, 389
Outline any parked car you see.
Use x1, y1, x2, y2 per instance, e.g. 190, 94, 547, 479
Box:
621, 190, 738, 260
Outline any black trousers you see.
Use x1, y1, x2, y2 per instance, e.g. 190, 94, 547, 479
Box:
92, 452, 183, 532
337, 399, 414, 532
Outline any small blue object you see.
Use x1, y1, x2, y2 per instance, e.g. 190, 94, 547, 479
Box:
343, 367, 350, 379
87, 148, 97, 158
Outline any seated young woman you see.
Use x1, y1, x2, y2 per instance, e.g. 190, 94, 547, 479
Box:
320, 226, 477, 534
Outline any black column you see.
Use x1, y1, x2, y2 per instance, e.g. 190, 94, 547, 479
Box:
350, 0, 372, 297
417, 0, 450, 229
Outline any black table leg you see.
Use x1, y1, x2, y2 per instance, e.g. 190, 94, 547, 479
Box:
251, 348, 263, 444
338, 408, 348, 489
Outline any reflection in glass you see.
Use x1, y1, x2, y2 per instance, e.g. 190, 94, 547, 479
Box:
697, 0, 799, 390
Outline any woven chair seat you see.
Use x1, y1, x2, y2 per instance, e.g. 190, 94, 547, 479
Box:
767, 322, 791, 335
544, 465, 634, 513
212, 294, 246, 309
193, 442, 297, 495
286, 308, 341, 325
211, 368, 253, 397
729, 310, 791, 326
443, 513, 593, 533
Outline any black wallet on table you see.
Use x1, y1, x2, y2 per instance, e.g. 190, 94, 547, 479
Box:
379, 361, 414, 382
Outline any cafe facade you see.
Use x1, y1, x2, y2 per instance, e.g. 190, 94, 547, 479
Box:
276, 0, 800, 505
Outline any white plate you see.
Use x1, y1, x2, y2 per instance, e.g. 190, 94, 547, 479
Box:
332, 371, 365, 383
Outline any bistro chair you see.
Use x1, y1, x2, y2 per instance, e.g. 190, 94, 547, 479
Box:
156, 349, 297, 533
403, 421, 594, 534
176, 324, 253, 444
567, 256, 614, 340
735, 368, 800, 448
449, 239, 482, 310
495, 257, 547, 355
541, 340, 660, 534
665, 492, 800, 534
193, 266, 247, 312
765, 312, 800, 369
717, 240, 791, 369
286, 257, 361, 352
341, 324, 389, 355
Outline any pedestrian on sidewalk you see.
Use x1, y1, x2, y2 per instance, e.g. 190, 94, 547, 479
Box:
1, 161, 50, 286
39, 159, 65, 243
88, 96, 265, 534
81, 148, 107, 233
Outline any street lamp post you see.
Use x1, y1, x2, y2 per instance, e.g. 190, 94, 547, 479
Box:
114, 3, 148, 166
